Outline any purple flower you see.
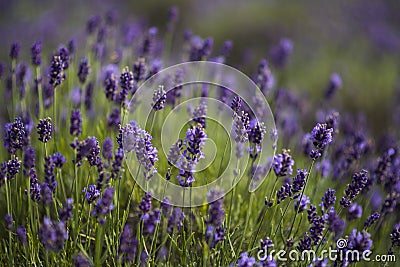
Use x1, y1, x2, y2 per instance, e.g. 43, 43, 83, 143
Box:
320, 188, 336, 213
233, 111, 250, 144
340, 169, 369, 208
49, 55, 65, 87
220, 40, 233, 58
139, 192, 152, 213
23, 146, 36, 171
205, 225, 225, 249
161, 196, 172, 215
6, 158, 21, 180
41, 182, 53, 206
44, 156, 57, 192
31, 41, 42, 66
347, 229, 373, 254
37, 117, 53, 143
111, 148, 124, 179
17, 226, 27, 245
184, 124, 207, 160
167, 208, 185, 233
292, 169, 308, 194
86, 15, 101, 34
273, 149, 294, 177
73, 253, 92, 267
324, 73, 342, 99
152, 86, 167, 111
78, 57, 90, 84
39, 217, 68, 251
348, 203, 363, 220
83, 184, 100, 204
27, 168, 41, 202
231, 96, 242, 117
52, 152, 66, 168
102, 138, 113, 163
4, 117, 26, 154
70, 110, 82, 137
68, 39, 77, 55
142, 209, 161, 235
76, 136, 100, 166
364, 212, 380, 228
254, 59, 274, 95
10, 42, 20, 59
276, 182, 292, 204
107, 108, 121, 128
91, 187, 114, 224
141, 27, 158, 56
297, 233, 312, 252
390, 223, 400, 248
237, 252, 256, 267
310, 123, 333, 150
269, 38, 293, 68
119, 67, 134, 107
118, 225, 138, 263
191, 101, 207, 128
167, 139, 182, 166
5, 214, 13, 230
294, 195, 310, 212
325, 207, 345, 240
59, 198, 74, 222
104, 72, 118, 101
133, 57, 147, 83
206, 189, 225, 226
84, 82, 94, 111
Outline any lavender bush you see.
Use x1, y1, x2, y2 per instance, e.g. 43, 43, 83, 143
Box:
0, 4, 399, 267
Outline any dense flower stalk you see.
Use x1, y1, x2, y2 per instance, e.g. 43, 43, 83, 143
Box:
37, 118, 53, 143
39, 217, 68, 251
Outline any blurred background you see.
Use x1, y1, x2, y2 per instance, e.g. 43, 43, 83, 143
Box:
0, 0, 399, 137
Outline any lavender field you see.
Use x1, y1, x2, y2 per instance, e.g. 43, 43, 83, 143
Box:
0, 1, 399, 266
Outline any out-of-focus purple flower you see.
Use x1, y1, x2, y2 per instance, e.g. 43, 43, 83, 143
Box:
5, 214, 13, 230
68, 39, 76, 55
364, 212, 380, 228
390, 223, 400, 248
324, 111, 340, 135
102, 138, 113, 163
325, 207, 345, 240
348, 203, 363, 220
91, 187, 114, 224
161, 196, 172, 215
233, 111, 249, 144
142, 209, 161, 235
86, 15, 101, 35
16, 62, 31, 98
167, 139, 182, 167
41, 182, 53, 206
237, 252, 256, 267
340, 169, 369, 208
254, 59, 274, 95
118, 225, 138, 263
84, 82, 94, 111
347, 229, 372, 254
17, 226, 27, 245
294, 195, 310, 212
52, 152, 66, 168
167, 6, 179, 31
107, 108, 121, 128
269, 38, 293, 68
83, 185, 100, 204
37, 117, 53, 143
146, 59, 163, 79
78, 57, 90, 84
221, 40, 233, 58
139, 192, 152, 213
315, 159, 332, 178
191, 101, 207, 128
320, 188, 336, 213
10, 42, 20, 59
133, 57, 147, 83
73, 253, 92, 267
4, 117, 26, 154
141, 27, 158, 56
152, 85, 167, 111
23, 146, 35, 171
104, 72, 118, 102
31, 41, 42, 66
59, 198, 73, 222
167, 208, 185, 233
273, 149, 294, 177
325, 73, 342, 99
70, 110, 82, 137
206, 189, 225, 225
39, 217, 68, 251
205, 225, 225, 249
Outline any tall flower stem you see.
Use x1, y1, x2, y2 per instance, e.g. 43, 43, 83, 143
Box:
53, 86, 58, 152
285, 160, 315, 245
35, 66, 43, 119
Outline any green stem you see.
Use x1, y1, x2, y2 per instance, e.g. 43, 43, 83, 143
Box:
95, 224, 103, 266
237, 193, 254, 258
